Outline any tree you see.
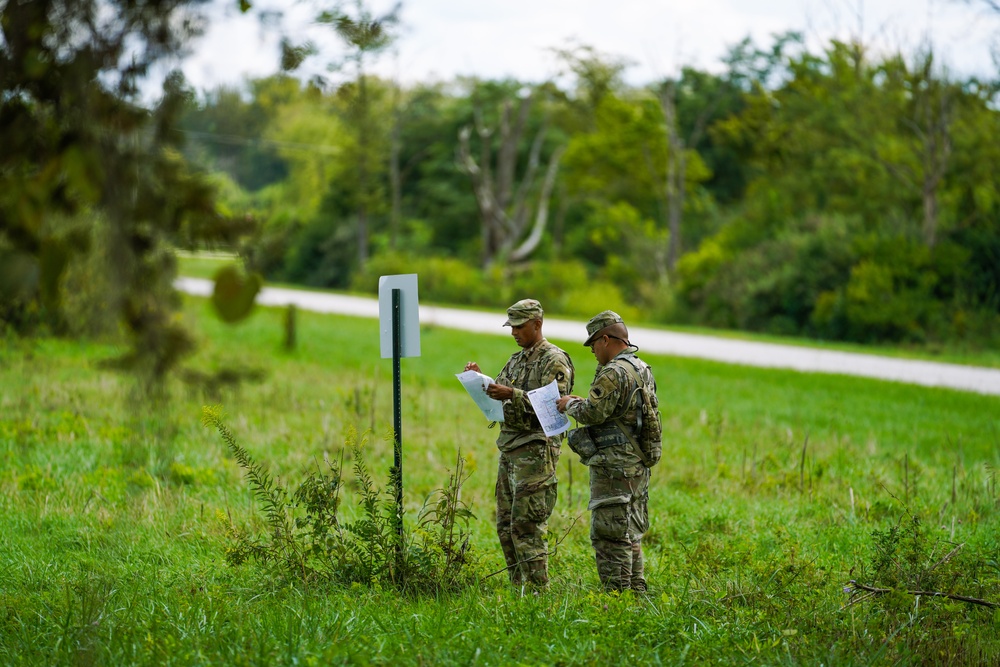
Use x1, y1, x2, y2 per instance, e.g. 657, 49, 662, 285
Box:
550, 43, 631, 131
873, 51, 957, 247
390, 83, 481, 255
179, 81, 293, 192
0, 0, 248, 389
657, 72, 736, 272
457, 87, 565, 269
314, 0, 401, 269
678, 35, 1000, 343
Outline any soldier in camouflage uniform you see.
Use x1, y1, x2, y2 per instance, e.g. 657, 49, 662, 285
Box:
556, 311, 656, 592
464, 299, 574, 588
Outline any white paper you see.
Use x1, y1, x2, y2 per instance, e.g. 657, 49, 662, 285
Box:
456, 371, 505, 422
526, 380, 571, 437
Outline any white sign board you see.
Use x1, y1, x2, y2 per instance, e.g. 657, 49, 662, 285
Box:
379, 274, 421, 359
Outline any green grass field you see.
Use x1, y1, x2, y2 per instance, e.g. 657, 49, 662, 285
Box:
2, 295, 1000, 665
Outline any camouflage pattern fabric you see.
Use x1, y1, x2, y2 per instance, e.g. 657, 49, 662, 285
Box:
589, 466, 649, 591
494, 338, 574, 452
495, 440, 560, 587
493, 337, 573, 587
565, 351, 655, 469
565, 350, 657, 592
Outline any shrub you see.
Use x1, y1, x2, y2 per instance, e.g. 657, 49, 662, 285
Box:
201, 406, 483, 593
351, 251, 495, 306
282, 215, 356, 288
676, 214, 858, 333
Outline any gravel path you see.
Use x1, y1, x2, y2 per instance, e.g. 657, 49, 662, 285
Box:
176, 277, 1000, 396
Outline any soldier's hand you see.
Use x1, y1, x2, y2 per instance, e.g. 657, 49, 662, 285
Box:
485, 383, 514, 400
556, 395, 582, 412
464, 361, 481, 373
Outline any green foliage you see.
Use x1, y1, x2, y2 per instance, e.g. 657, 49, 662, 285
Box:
202, 407, 483, 593
413, 453, 476, 585
674, 39, 1000, 346
845, 504, 1000, 662
210, 264, 262, 324
0, 0, 264, 392
675, 214, 858, 334
676, 207, 1000, 346
352, 251, 495, 305
281, 213, 357, 288
864, 512, 968, 595
169, 28, 1000, 351
202, 405, 304, 574
179, 82, 291, 192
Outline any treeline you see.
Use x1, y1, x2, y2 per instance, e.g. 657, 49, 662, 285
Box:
3, 0, 998, 365
180, 34, 1000, 348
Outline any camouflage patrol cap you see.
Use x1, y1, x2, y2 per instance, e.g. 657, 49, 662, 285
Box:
503, 299, 544, 327
583, 310, 625, 346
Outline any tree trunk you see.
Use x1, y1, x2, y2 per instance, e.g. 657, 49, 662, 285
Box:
389, 82, 402, 250
661, 83, 683, 275
458, 92, 562, 269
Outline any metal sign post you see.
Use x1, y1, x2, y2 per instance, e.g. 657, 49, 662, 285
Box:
378, 274, 420, 569
391, 287, 402, 546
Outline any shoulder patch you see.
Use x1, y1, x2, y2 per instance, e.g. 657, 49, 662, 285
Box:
589, 373, 618, 401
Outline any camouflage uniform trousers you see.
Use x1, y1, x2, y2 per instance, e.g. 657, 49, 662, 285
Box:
589, 465, 650, 592
495, 440, 559, 587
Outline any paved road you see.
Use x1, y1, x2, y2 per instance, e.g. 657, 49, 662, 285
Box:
176, 277, 1000, 396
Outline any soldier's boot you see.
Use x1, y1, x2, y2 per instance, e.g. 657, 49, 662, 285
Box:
629, 541, 647, 593
594, 543, 630, 592
503, 552, 523, 586
524, 554, 549, 589
497, 528, 522, 586
506, 556, 523, 587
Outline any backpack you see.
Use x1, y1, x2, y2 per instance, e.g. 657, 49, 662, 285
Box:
615, 359, 662, 467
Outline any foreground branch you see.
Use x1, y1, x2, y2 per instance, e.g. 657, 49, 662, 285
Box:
844, 580, 999, 609
485, 513, 583, 579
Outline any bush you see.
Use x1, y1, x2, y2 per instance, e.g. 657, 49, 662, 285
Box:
675, 214, 858, 333
810, 235, 945, 343
351, 251, 495, 306
674, 215, 1000, 346
282, 215, 356, 288
202, 406, 484, 593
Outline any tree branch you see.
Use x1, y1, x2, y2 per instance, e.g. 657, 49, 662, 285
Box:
844, 580, 999, 609
509, 145, 565, 262
484, 512, 582, 579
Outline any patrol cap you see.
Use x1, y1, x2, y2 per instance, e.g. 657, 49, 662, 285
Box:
503, 299, 544, 327
583, 310, 625, 346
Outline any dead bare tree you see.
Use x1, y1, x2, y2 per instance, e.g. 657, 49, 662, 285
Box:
457, 92, 565, 269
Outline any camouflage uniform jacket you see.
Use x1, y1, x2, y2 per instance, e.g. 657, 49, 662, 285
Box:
494, 338, 574, 452
565, 350, 655, 474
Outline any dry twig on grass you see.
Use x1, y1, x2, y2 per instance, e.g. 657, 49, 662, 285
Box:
843, 579, 999, 609
485, 513, 584, 580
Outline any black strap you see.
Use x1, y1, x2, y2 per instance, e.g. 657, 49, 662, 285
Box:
613, 417, 651, 468
612, 359, 651, 467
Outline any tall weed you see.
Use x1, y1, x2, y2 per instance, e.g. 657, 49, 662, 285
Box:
202, 406, 483, 593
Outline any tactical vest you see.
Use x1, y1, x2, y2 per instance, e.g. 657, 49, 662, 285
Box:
495, 339, 574, 450
587, 357, 643, 451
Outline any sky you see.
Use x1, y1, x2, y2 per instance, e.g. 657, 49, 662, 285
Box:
171, 0, 1000, 94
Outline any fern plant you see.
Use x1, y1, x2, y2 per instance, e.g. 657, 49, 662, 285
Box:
201, 405, 307, 578
202, 406, 483, 593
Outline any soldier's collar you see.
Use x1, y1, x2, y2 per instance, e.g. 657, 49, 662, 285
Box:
521, 337, 547, 354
